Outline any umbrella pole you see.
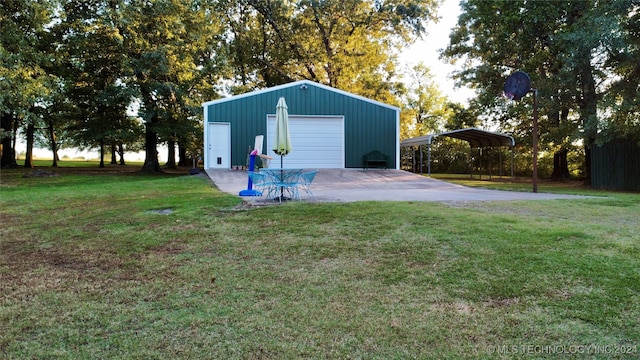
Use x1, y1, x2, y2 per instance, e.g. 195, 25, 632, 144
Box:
280, 155, 284, 201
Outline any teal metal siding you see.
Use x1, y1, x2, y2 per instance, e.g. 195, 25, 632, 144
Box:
591, 140, 640, 191
206, 82, 398, 168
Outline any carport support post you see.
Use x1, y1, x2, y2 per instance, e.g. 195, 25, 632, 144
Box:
412, 146, 416, 173
419, 145, 423, 174
499, 150, 503, 179
427, 141, 432, 176
488, 147, 492, 180
477, 148, 481, 179
511, 146, 515, 180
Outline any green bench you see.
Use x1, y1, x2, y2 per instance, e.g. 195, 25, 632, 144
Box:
363, 150, 388, 169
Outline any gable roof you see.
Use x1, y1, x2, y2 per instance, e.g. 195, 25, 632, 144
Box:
202, 79, 400, 112
401, 128, 515, 148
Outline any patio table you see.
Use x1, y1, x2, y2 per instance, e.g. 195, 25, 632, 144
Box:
260, 168, 304, 202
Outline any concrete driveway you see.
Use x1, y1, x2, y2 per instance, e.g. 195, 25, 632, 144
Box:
205, 169, 586, 203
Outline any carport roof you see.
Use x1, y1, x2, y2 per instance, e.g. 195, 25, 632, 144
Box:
401, 128, 515, 148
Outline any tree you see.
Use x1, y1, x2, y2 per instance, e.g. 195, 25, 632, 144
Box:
54, 0, 141, 168
445, 102, 480, 131
443, 0, 639, 182
443, 0, 573, 179
36, 82, 72, 167
601, 3, 640, 141
117, 0, 226, 172
600, 5, 640, 142
400, 63, 451, 139
577, 0, 640, 153
225, 0, 437, 102
1, 0, 57, 168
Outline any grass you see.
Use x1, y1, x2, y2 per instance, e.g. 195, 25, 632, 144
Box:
430, 173, 612, 195
1, 165, 639, 359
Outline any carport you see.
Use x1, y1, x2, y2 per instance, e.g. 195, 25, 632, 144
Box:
400, 128, 515, 177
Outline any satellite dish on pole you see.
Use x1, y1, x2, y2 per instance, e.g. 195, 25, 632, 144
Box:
504, 71, 531, 101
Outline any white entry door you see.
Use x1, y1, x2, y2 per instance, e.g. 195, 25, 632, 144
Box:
207, 122, 230, 169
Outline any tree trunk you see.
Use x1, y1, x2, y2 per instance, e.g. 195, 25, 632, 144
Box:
584, 144, 592, 184
110, 143, 117, 164
550, 149, 570, 180
547, 98, 571, 181
99, 140, 105, 168
580, 66, 597, 186
165, 139, 176, 168
139, 82, 161, 173
569, 2, 597, 186
141, 125, 161, 172
24, 122, 35, 169
178, 143, 188, 167
1, 112, 18, 168
118, 142, 126, 165
48, 120, 59, 167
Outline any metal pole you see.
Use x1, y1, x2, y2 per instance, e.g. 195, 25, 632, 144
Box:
489, 147, 492, 180
511, 146, 514, 180
470, 147, 473, 178
531, 89, 539, 193
419, 145, 423, 174
499, 149, 503, 179
478, 148, 482, 180
412, 146, 416, 173
427, 142, 431, 176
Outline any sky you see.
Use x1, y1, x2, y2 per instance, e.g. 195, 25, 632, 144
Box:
400, 0, 475, 104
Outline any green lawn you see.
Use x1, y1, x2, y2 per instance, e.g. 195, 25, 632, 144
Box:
429, 173, 598, 193
1, 165, 639, 359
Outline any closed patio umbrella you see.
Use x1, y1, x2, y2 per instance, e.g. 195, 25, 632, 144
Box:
273, 97, 292, 201
273, 97, 291, 165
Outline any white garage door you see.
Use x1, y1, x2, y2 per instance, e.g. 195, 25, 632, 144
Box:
266, 115, 344, 168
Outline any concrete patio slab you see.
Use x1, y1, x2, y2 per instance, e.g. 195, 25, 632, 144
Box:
205, 169, 587, 204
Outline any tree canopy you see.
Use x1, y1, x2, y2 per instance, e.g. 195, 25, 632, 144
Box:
2, 0, 636, 182
443, 0, 639, 180
2, 0, 439, 170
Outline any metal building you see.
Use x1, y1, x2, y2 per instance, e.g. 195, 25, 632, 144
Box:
202, 80, 400, 170
591, 139, 640, 191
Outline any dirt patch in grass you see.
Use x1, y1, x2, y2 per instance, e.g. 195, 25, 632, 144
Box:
3, 245, 122, 275
483, 297, 520, 308
1, 240, 190, 306
150, 242, 187, 256
2, 246, 122, 301
22, 170, 60, 178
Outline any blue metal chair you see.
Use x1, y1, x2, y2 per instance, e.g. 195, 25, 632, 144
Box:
276, 170, 302, 201
246, 171, 269, 197
298, 170, 318, 199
